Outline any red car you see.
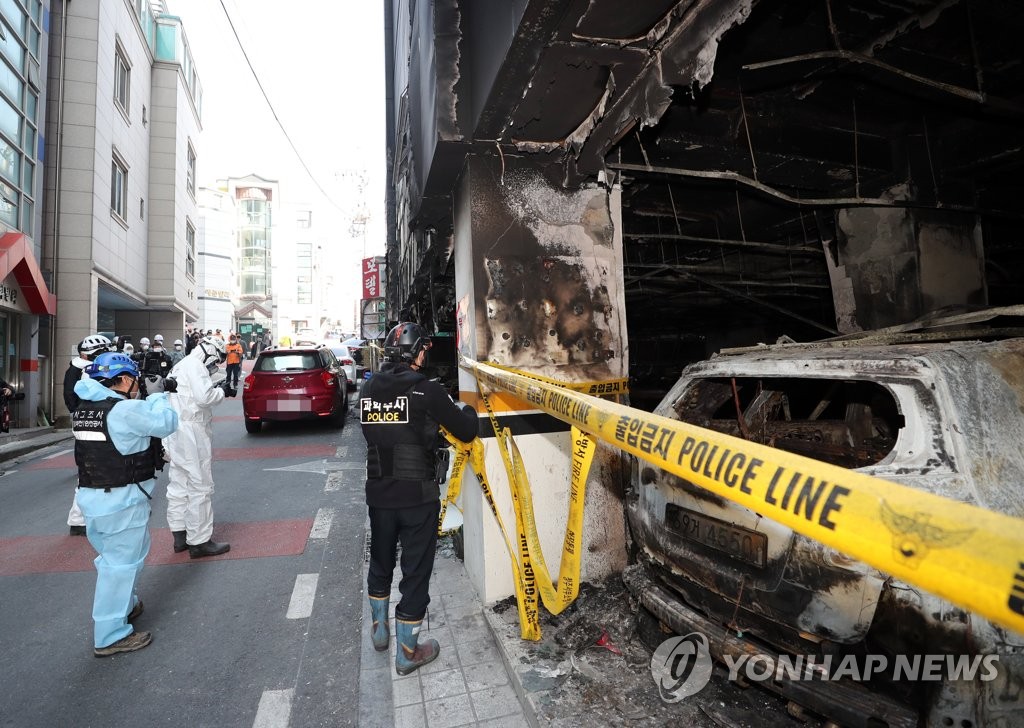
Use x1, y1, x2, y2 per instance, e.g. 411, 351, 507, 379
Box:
242, 346, 348, 433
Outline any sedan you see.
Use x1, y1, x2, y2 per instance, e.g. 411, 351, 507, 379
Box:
242, 346, 347, 433
329, 345, 360, 389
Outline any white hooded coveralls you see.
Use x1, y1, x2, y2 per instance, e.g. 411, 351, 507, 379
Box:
164, 345, 225, 545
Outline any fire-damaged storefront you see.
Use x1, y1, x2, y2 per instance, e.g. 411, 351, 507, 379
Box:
384, 1, 1024, 725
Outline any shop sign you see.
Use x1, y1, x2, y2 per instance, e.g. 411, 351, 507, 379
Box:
0, 275, 29, 313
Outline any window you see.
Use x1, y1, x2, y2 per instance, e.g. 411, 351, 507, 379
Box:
114, 42, 130, 116
186, 142, 196, 197
185, 220, 195, 279
110, 154, 128, 221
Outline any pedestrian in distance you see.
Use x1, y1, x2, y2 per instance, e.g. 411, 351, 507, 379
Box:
169, 339, 185, 367
163, 336, 235, 558
64, 334, 114, 536
225, 334, 244, 388
360, 322, 478, 675
248, 337, 258, 360
72, 352, 178, 656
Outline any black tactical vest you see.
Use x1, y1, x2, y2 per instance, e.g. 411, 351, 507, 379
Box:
72, 398, 158, 488
362, 377, 435, 480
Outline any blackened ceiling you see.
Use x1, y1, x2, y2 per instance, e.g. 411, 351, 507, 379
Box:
482, 0, 1024, 367
396, 0, 1024, 402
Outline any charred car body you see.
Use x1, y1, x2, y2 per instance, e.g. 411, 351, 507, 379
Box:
625, 332, 1024, 727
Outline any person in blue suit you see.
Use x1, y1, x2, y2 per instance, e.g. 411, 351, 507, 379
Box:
72, 352, 178, 657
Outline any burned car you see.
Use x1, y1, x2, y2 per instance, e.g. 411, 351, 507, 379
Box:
624, 334, 1024, 727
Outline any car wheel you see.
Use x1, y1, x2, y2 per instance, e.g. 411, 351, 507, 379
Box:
245, 418, 262, 434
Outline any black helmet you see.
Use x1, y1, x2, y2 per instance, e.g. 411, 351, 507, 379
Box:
384, 322, 432, 364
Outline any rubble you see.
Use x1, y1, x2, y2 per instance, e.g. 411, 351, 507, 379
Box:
483, 575, 824, 727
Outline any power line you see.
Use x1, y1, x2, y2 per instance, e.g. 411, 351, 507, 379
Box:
217, 0, 343, 211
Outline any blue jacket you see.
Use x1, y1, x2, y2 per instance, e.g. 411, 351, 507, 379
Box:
74, 377, 178, 455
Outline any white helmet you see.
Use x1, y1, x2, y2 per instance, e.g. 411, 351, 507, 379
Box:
173, 339, 183, 346
197, 336, 227, 368
154, 334, 164, 342
78, 334, 112, 357
140, 336, 151, 347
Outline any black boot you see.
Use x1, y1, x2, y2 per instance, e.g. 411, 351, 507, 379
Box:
172, 531, 188, 553
189, 540, 231, 559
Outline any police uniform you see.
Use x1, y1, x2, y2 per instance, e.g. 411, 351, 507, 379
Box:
361, 360, 478, 622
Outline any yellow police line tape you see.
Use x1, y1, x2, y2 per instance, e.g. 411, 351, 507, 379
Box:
453, 355, 1024, 638
438, 414, 597, 641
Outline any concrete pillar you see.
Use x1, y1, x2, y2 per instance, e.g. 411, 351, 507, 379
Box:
827, 205, 986, 333
453, 155, 629, 603
54, 262, 99, 426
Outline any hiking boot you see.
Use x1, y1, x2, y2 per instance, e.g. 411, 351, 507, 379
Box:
172, 530, 188, 553
189, 540, 230, 559
69, 525, 86, 536
127, 600, 144, 622
94, 631, 152, 657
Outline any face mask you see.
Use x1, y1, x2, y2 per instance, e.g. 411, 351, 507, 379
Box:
126, 378, 141, 399
141, 344, 150, 351
175, 345, 182, 351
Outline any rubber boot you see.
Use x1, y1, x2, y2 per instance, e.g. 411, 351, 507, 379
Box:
369, 596, 390, 652
172, 531, 188, 553
395, 618, 439, 676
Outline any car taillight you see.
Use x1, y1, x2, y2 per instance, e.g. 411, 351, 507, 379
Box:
340, 358, 354, 366
243, 374, 255, 390
321, 370, 336, 387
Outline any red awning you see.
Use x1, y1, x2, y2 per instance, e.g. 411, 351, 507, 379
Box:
0, 232, 57, 316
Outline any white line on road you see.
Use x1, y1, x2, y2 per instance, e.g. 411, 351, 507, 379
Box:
44, 448, 73, 460
335, 445, 348, 458
252, 688, 293, 728
309, 507, 335, 540
286, 573, 319, 619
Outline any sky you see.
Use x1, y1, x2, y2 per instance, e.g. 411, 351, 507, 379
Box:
167, 0, 388, 326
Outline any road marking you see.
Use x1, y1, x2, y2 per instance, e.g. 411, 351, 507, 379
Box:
286, 573, 319, 619
266, 459, 328, 474
309, 507, 335, 540
252, 688, 293, 728
336, 445, 348, 458
44, 448, 72, 460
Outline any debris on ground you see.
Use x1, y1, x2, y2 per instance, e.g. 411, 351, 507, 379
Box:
484, 575, 825, 727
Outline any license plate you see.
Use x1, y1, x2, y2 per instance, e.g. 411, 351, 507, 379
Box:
271, 399, 308, 412
665, 504, 768, 568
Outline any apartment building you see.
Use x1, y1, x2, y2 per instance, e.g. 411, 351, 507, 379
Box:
44, 0, 203, 423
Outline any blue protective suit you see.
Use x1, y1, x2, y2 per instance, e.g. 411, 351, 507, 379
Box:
73, 377, 178, 649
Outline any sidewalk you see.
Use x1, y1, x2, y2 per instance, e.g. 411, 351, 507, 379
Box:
0, 426, 71, 465
359, 540, 530, 728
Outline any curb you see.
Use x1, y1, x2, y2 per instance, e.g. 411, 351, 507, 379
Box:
0, 430, 73, 464
482, 605, 545, 728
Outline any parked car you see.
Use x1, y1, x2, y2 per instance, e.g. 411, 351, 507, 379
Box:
294, 328, 319, 347
329, 345, 361, 389
624, 329, 1024, 728
242, 345, 347, 433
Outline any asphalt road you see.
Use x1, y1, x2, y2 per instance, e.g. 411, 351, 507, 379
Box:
0, 380, 368, 728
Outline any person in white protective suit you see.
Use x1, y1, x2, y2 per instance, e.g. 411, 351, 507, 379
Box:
163, 336, 236, 558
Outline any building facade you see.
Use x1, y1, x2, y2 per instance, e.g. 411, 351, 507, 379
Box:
222, 174, 277, 343
44, 0, 203, 423
0, 0, 56, 427
195, 184, 236, 333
